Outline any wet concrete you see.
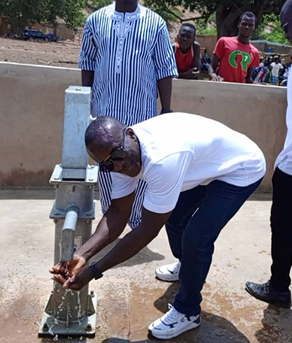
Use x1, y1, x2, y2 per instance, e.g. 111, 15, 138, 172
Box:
0, 190, 291, 343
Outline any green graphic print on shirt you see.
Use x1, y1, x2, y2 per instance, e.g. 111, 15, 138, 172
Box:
229, 50, 251, 71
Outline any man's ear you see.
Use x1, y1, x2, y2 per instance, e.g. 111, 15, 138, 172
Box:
127, 128, 137, 141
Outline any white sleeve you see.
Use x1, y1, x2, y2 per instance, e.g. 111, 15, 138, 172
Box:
143, 152, 193, 214
111, 172, 139, 199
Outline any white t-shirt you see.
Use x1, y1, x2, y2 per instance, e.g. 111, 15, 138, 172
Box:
111, 113, 266, 214
275, 69, 292, 175
270, 62, 283, 77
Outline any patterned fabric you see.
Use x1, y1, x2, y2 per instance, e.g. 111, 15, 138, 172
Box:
79, 3, 177, 228
79, 3, 178, 124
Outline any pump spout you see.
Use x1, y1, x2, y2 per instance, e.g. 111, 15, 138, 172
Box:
61, 206, 79, 262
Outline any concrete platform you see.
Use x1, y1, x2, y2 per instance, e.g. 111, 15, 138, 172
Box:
0, 190, 291, 343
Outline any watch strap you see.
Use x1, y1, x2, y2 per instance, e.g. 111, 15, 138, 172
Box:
89, 262, 103, 280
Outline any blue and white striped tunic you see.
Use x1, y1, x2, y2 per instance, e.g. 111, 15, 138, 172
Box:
79, 3, 178, 228
79, 3, 178, 124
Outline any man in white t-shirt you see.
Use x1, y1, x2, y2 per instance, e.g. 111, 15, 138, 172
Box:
270, 57, 284, 85
50, 113, 266, 339
245, 0, 292, 309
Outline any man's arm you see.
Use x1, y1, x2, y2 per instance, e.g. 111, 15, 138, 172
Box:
79, 17, 97, 88
158, 76, 173, 113
58, 207, 171, 290
50, 192, 135, 286
193, 41, 201, 72
177, 43, 201, 80
76, 192, 135, 261
177, 68, 200, 80
173, 41, 201, 80
82, 70, 95, 87
96, 208, 171, 273
246, 67, 254, 83
208, 54, 223, 81
154, 21, 178, 113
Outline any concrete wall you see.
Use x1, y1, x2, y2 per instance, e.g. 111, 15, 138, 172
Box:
0, 62, 287, 191
0, 63, 81, 187
196, 35, 217, 55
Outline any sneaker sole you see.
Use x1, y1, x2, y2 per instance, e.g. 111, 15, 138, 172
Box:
245, 287, 291, 309
149, 321, 200, 340
155, 273, 179, 282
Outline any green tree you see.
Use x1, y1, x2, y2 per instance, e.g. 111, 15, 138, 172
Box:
253, 13, 289, 44
195, 14, 217, 36
0, 0, 86, 32
88, 0, 112, 12
144, 0, 286, 38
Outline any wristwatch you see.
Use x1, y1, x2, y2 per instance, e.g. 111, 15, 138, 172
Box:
89, 262, 103, 280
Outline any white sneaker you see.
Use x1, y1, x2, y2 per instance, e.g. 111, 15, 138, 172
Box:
148, 304, 200, 339
155, 261, 181, 282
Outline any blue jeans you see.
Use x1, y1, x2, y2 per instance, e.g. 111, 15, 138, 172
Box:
166, 179, 262, 316
272, 76, 278, 85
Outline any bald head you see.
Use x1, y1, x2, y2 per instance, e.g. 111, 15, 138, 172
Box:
282, 0, 292, 16
85, 116, 142, 176
281, 0, 292, 43
281, 0, 292, 24
85, 116, 126, 150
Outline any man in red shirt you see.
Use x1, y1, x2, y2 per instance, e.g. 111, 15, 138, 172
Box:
173, 23, 201, 79
209, 12, 259, 83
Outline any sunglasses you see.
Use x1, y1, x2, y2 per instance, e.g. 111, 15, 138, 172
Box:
99, 128, 127, 172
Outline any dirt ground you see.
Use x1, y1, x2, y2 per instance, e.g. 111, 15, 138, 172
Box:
0, 23, 182, 69
0, 37, 80, 68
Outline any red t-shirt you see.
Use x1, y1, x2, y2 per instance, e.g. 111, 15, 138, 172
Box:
213, 36, 259, 83
174, 42, 194, 73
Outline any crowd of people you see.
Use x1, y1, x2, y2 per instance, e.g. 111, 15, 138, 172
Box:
49, 0, 292, 340
253, 55, 292, 85
172, 14, 291, 86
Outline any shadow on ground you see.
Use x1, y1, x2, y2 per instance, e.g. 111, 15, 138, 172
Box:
92, 238, 165, 267
255, 304, 292, 342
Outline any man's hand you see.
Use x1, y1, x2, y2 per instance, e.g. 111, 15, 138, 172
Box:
210, 72, 224, 82
178, 67, 200, 80
191, 67, 200, 75
54, 265, 94, 291
49, 253, 90, 290
187, 67, 200, 79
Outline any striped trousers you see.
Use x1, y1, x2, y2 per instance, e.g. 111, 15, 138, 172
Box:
98, 168, 147, 229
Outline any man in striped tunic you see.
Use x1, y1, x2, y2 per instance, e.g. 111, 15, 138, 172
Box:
79, 0, 178, 228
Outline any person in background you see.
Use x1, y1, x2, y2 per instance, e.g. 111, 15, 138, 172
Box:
208, 12, 259, 83
253, 59, 271, 83
201, 49, 211, 71
79, 0, 178, 231
173, 23, 201, 79
245, 0, 292, 309
264, 56, 273, 68
270, 56, 284, 85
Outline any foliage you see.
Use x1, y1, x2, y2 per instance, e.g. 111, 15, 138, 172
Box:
89, 0, 112, 12
143, 2, 182, 23
195, 13, 217, 36
144, 0, 286, 38
0, 0, 87, 31
253, 14, 289, 44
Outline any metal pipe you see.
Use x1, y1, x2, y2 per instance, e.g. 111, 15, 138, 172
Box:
61, 206, 79, 262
